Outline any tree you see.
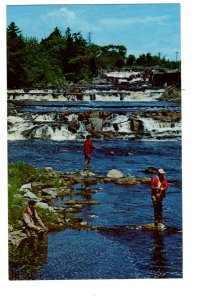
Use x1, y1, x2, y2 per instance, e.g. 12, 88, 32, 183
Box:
40, 27, 66, 69
126, 54, 136, 66
99, 45, 127, 69
7, 22, 27, 88
25, 37, 65, 87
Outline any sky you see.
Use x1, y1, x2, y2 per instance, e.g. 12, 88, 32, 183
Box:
6, 2, 180, 61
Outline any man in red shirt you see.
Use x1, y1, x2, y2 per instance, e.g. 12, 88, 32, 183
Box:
84, 135, 96, 170
150, 168, 168, 227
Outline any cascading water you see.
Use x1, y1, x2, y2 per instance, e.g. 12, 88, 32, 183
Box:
7, 110, 181, 141
139, 117, 181, 139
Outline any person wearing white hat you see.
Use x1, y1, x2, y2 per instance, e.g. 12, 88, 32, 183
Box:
150, 168, 168, 226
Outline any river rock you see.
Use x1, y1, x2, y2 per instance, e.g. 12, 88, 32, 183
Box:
116, 176, 136, 185
9, 230, 28, 246
20, 183, 32, 192
36, 202, 50, 210
107, 169, 124, 178
89, 117, 103, 131
24, 191, 40, 201
130, 119, 143, 131
42, 188, 59, 197
44, 167, 54, 171
68, 120, 80, 133
8, 224, 14, 232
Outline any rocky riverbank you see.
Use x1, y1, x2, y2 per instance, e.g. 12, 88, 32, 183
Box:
158, 85, 181, 103
8, 164, 181, 248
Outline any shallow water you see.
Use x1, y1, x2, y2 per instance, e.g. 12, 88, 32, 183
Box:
8, 139, 182, 280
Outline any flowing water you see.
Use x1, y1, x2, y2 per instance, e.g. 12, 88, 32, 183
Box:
8, 98, 182, 280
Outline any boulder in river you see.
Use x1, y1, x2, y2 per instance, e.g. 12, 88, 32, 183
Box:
107, 169, 124, 178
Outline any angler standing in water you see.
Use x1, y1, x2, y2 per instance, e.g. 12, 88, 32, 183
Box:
150, 168, 168, 227
84, 135, 96, 170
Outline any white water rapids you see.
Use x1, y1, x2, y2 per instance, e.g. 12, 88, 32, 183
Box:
8, 89, 164, 102
7, 112, 181, 141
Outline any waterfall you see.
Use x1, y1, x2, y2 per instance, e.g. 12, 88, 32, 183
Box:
102, 114, 131, 133
8, 88, 165, 102
25, 124, 76, 140
33, 113, 57, 122
7, 111, 181, 141
139, 117, 181, 139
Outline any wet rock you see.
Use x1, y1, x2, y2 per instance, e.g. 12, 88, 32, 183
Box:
125, 152, 134, 156
9, 230, 27, 246
107, 169, 124, 178
89, 117, 103, 131
64, 200, 100, 205
85, 123, 92, 132
65, 206, 83, 213
44, 167, 54, 171
20, 183, 32, 192
42, 188, 59, 197
36, 202, 55, 212
138, 177, 151, 183
24, 191, 40, 201
130, 119, 143, 131
102, 131, 115, 139
68, 120, 80, 133
8, 224, 14, 232
115, 176, 136, 185
136, 223, 166, 231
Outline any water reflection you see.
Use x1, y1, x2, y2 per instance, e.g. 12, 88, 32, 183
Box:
150, 231, 168, 278
82, 180, 93, 201
80, 180, 93, 221
98, 228, 170, 278
9, 232, 48, 280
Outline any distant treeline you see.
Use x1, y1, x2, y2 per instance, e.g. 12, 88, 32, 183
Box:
7, 22, 181, 88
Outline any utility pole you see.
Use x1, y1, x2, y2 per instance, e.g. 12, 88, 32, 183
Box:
175, 51, 179, 62
88, 32, 92, 45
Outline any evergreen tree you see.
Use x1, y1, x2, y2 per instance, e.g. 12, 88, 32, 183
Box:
25, 37, 65, 87
7, 22, 27, 88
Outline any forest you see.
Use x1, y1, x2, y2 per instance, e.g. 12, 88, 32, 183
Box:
7, 22, 181, 88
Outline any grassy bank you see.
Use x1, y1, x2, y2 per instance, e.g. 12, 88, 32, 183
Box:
8, 161, 66, 231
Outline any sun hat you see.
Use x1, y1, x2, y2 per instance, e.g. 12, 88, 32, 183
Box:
158, 168, 165, 174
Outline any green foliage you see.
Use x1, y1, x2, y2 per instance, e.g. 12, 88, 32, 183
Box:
135, 52, 180, 69
25, 37, 66, 86
8, 162, 65, 230
8, 161, 37, 228
99, 45, 127, 69
126, 54, 136, 66
7, 22, 27, 88
7, 22, 181, 88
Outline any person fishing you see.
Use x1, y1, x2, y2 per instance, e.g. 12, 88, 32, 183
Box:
150, 168, 168, 227
84, 135, 96, 170
22, 200, 48, 236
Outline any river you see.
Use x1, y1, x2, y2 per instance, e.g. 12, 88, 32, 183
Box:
8, 97, 182, 280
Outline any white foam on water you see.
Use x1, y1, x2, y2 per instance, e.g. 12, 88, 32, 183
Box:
7, 115, 24, 123
7, 131, 26, 140
118, 121, 132, 133
139, 117, 181, 138
33, 113, 56, 122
